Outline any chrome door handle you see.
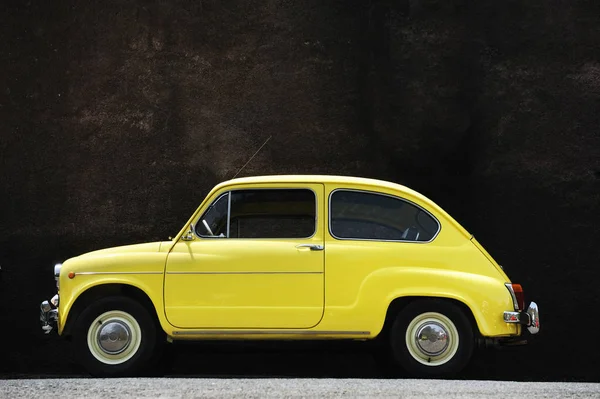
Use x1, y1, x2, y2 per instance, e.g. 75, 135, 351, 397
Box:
295, 244, 324, 251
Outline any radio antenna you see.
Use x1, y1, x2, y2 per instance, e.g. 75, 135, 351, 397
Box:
232, 135, 272, 179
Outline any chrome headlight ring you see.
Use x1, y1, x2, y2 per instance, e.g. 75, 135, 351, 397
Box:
54, 263, 62, 289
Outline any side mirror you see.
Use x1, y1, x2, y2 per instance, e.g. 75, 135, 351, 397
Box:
181, 224, 195, 241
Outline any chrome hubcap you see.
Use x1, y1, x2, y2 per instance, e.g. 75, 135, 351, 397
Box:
415, 322, 449, 356
87, 310, 142, 365
97, 321, 131, 354
405, 312, 459, 366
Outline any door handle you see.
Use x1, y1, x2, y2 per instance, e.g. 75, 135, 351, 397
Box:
295, 244, 324, 251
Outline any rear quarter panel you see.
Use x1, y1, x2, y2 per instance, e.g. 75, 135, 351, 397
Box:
319, 182, 517, 337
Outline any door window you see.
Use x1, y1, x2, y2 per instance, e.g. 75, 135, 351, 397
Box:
196, 189, 316, 239
195, 193, 229, 237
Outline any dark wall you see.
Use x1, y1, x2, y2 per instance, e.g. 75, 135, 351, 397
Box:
1, 0, 599, 380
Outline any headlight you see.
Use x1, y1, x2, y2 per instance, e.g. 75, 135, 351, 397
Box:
54, 263, 62, 289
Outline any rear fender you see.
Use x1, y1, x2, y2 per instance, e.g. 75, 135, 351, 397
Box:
357, 267, 517, 337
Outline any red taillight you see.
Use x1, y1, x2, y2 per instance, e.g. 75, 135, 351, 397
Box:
512, 284, 525, 310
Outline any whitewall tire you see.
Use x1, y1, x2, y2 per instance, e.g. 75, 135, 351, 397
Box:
390, 299, 474, 377
74, 296, 162, 377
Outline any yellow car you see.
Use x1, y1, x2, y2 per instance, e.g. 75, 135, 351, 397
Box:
40, 175, 539, 377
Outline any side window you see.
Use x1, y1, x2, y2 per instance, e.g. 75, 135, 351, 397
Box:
230, 189, 315, 238
196, 193, 229, 237
330, 190, 439, 242
196, 189, 316, 239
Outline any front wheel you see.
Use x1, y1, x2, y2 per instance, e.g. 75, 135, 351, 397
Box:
73, 296, 162, 377
390, 299, 474, 377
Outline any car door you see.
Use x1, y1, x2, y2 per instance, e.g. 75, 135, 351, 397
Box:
164, 183, 325, 329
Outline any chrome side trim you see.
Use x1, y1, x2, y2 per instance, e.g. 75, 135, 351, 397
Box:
172, 330, 370, 336
327, 188, 441, 243
166, 271, 323, 275
73, 271, 163, 276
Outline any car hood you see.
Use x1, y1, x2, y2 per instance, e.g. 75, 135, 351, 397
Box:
60, 241, 172, 276
77, 242, 164, 258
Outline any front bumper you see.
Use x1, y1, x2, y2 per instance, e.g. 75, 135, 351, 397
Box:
40, 294, 59, 334
503, 301, 540, 334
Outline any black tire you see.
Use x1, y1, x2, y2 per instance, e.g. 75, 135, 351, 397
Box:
73, 296, 163, 377
389, 299, 474, 378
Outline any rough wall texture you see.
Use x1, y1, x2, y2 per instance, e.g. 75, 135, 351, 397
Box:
1, 0, 599, 380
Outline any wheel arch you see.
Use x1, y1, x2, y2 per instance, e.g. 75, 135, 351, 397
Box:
62, 283, 160, 338
378, 296, 480, 341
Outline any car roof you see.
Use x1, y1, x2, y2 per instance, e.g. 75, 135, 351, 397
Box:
213, 174, 474, 236
217, 174, 426, 201
184, 175, 472, 241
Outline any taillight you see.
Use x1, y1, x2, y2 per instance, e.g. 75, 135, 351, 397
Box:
505, 283, 525, 311
512, 284, 525, 310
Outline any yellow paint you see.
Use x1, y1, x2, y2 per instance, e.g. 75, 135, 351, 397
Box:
57, 175, 520, 339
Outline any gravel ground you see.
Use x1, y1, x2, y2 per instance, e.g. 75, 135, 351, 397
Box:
1, 378, 599, 398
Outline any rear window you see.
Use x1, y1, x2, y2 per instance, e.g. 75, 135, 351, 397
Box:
329, 190, 439, 242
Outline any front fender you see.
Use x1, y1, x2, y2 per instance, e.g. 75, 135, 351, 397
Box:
57, 251, 169, 335
58, 274, 167, 335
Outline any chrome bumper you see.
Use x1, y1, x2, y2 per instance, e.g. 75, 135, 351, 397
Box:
503, 301, 540, 334
40, 294, 59, 334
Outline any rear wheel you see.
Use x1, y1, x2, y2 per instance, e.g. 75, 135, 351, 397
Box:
390, 299, 474, 377
74, 296, 162, 377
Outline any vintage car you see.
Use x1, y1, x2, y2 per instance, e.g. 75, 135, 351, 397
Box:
40, 175, 539, 377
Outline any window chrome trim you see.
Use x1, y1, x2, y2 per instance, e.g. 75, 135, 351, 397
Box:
226, 191, 231, 238
166, 271, 323, 275
72, 271, 162, 276
327, 188, 441, 244
194, 187, 320, 240
172, 330, 370, 336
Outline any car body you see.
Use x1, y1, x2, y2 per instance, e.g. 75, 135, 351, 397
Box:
40, 175, 540, 377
